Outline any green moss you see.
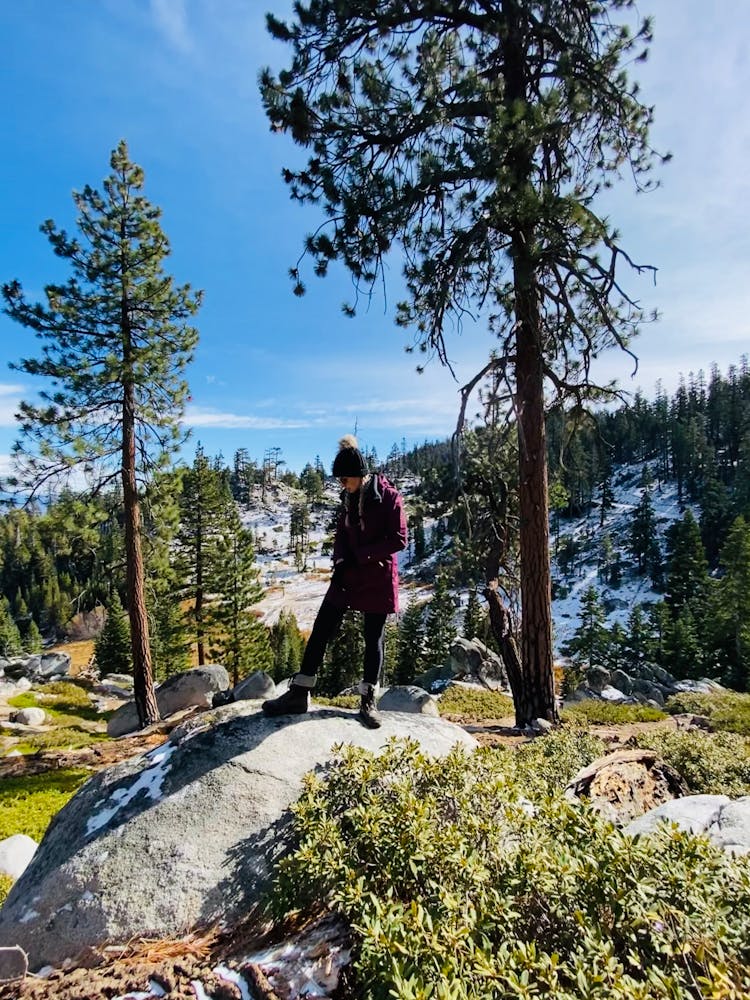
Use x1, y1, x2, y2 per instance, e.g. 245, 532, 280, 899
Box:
665, 690, 750, 735
561, 699, 666, 726
0, 768, 91, 842
8, 680, 114, 728
438, 685, 515, 720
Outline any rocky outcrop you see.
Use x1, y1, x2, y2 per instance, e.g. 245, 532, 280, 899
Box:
0, 653, 71, 683
413, 637, 509, 693
106, 665, 231, 736
566, 661, 723, 708
0, 703, 477, 968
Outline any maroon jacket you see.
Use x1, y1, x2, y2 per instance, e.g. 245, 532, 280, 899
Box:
327, 474, 407, 614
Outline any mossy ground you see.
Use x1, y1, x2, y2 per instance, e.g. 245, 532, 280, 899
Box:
0, 768, 92, 842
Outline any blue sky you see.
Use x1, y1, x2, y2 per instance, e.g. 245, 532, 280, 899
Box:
1, 1, 749, 476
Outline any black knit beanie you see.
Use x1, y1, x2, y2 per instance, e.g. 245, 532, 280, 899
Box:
332, 434, 368, 477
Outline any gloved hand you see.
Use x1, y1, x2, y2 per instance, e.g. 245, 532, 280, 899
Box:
332, 553, 356, 588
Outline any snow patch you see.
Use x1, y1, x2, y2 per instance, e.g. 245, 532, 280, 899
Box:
85, 743, 177, 837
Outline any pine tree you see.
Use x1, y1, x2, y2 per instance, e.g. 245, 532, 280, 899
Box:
424, 573, 457, 670
209, 517, 271, 686
462, 589, 487, 644
269, 609, 305, 681
318, 610, 363, 696
262, 0, 662, 726
3, 142, 201, 727
629, 473, 661, 580
149, 588, 190, 681
664, 510, 710, 615
713, 517, 750, 690
663, 605, 702, 680
563, 586, 609, 669
395, 599, 426, 685
176, 445, 231, 665
0, 599, 23, 658
95, 593, 132, 677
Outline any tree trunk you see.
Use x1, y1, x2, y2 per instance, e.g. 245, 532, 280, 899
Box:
122, 377, 160, 728
484, 584, 526, 728
504, 0, 558, 726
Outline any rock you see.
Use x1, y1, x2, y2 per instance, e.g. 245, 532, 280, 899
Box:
412, 663, 453, 691
37, 653, 72, 679
565, 749, 688, 825
100, 674, 134, 688
107, 665, 231, 737
0, 652, 71, 682
599, 684, 628, 702
585, 665, 610, 693
448, 637, 506, 686
379, 685, 440, 716
0, 945, 27, 982
92, 683, 132, 701
610, 669, 633, 695
231, 671, 276, 702
672, 713, 713, 732
0, 702, 477, 968
0, 833, 38, 880
706, 796, 750, 854
625, 794, 733, 842
10, 707, 46, 727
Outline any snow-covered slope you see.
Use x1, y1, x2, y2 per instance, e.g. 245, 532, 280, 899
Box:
552, 462, 689, 650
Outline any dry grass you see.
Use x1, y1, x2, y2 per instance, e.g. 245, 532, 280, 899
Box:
49, 639, 95, 677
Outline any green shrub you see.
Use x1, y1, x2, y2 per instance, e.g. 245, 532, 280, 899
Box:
562, 699, 666, 726
510, 726, 606, 796
665, 690, 750, 735
0, 769, 91, 842
632, 729, 750, 796
0, 874, 13, 907
438, 685, 515, 721
272, 739, 750, 999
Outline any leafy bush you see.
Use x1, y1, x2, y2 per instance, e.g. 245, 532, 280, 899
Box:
510, 726, 606, 796
665, 690, 750, 735
0, 769, 91, 841
632, 729, 750, 796
562, 699, 666, 726
0, 874, 13, 907
272, 739, 750, 999
437, 685, 515, 721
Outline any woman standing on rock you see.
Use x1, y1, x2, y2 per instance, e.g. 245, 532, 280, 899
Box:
263, 435, 407, 728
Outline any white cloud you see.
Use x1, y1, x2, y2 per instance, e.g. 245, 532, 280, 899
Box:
0, 385, 23, 427
184, 405, 310, 430
149, 0, 194, 53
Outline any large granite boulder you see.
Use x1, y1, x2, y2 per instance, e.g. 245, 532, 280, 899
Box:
107, 665, 231, 737
378, 685, 440, 716
625, 795, 750, 855
0, 703, 477, 968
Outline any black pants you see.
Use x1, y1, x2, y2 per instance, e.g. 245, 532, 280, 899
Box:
300, 598, 387, 686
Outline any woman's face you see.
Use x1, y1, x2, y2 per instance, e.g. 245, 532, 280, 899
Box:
339, 476, 363, 493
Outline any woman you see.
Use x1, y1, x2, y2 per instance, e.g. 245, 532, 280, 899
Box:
263, 435, 407, 727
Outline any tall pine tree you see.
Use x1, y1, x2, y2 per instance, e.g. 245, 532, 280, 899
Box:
3, 142, 201, 727
262, 0, 663, 726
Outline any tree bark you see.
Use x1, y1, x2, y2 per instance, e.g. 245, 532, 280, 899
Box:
122, 373, 159, 727
503, 0, 558, 726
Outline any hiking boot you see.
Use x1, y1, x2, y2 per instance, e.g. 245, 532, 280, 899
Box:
262, 678, 310, 717
358, 683, 382, 729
